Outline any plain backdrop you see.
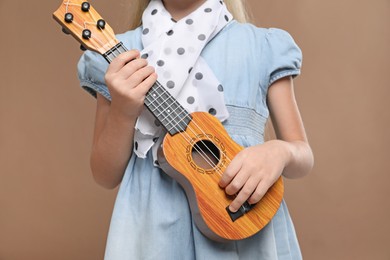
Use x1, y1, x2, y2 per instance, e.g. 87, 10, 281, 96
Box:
0, 0, 389, 259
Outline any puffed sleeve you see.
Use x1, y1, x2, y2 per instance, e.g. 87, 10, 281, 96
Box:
77, 50, 111, 100
264, 28, 302, 87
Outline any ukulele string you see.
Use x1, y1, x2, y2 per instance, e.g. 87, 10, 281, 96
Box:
113, 45, 227, 174
60, 5, 223, 171
145, 85, 223, 175
151, 82, 234, 169
84, 21, 96, 27
145, 82, 232, 177
61, 1, 227, 172
87, 7, 117, 44
66, 15, 106, 48
168, 103, 233, 176
60, 1, 221, 170
105, 41, 232, 178
64, 1, 115, 48
64, 1, 73, 13
147, 82, 227, 169
157, 107, 242, 203
142, 91, 242, 204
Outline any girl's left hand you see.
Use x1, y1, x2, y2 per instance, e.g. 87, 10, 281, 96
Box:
219, 140, 290, 212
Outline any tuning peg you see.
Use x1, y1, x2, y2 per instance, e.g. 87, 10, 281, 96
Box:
62, 27, 70, 35
80, 45, 87, 51
82, 29, 91, 39
64, 13, 73, 23
97, 19, 106, 29
81, 2, 90, 12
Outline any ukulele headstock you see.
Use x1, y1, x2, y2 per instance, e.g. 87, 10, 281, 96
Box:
53, 0, 119, 54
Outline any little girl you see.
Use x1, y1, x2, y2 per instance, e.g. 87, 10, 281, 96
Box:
77, 0, 314, 259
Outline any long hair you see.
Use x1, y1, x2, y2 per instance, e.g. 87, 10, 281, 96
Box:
125, 0, 250, 30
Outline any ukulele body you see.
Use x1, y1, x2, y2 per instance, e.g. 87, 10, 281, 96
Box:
158, 111, 284, 242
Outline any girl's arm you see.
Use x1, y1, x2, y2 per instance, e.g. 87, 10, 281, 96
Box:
267, 76, 314, 179
219, 76, 314, 212
90, 50, 157, 189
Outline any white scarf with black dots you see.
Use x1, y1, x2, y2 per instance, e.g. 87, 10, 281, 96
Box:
134, 0, 232, 162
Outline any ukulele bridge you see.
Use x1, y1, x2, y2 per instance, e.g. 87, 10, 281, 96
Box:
226, 201, 255, 222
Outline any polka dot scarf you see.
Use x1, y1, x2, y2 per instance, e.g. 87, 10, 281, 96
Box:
134, 0, 233, 162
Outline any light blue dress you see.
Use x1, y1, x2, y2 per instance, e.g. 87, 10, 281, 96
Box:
78, 20, 303, 260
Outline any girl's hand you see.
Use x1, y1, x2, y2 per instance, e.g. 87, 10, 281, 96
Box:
104, 50, 158, 120
219, 140, 291, 212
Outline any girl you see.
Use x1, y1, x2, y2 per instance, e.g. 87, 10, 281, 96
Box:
77, 0, 314, 259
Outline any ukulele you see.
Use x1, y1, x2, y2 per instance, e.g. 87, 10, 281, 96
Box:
53, 0, 284, 242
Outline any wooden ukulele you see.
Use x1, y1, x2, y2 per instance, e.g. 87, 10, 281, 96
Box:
53, 0, 284, 242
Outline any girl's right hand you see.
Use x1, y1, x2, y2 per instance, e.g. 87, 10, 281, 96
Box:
104, 50, 157, 120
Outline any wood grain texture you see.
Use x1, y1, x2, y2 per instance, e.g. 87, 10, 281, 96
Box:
53, 0, 118, 54
159, 112, 284, 241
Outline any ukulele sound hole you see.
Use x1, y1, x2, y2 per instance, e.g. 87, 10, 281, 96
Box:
191, 140, 220, 170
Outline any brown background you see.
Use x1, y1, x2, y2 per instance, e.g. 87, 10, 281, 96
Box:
0, 0, 389, 259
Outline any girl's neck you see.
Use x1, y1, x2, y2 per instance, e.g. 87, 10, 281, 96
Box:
162, 0, 207, 21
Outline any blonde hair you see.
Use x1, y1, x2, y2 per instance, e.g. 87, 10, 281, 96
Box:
125, 0, 250, 30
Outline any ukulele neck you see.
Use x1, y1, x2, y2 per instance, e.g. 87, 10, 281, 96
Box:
103, 43, 192, 136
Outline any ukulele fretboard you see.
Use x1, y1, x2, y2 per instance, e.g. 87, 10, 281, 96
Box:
103, 43, 192, 136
